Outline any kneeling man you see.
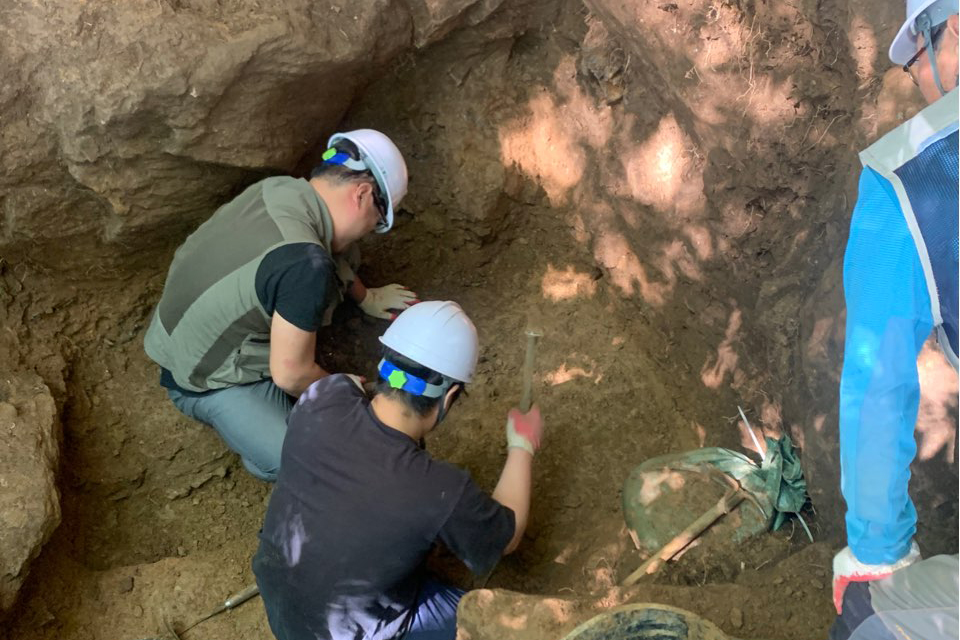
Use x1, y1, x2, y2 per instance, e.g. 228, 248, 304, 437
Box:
253, 301, 544, 640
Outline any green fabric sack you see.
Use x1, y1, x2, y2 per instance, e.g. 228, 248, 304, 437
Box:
622, 436, 808, 556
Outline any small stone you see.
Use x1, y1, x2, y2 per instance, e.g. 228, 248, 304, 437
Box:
773, 576, 784, 585
729, 607, 743, 629
177, 546, 187, 557
132, 605, 143, 618
118, 576, 134, 593
810, 579, 824, 590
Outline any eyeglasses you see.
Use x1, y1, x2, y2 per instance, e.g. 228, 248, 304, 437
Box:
902, 24, 945, 83
371, 187, 388, 228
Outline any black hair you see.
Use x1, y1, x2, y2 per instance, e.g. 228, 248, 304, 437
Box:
310, 138, 378, 188
375, 347, 462, 418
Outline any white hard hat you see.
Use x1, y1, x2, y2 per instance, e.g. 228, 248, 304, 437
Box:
889, 0, 959, 64
379, 301, 479, 383
327, 129, 408, 233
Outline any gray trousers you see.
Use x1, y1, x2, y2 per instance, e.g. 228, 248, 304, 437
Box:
168, 379, 294, 482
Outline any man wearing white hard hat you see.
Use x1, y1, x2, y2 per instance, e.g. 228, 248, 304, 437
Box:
253, 301, 543, 640
144, 129, 420, 482
830, 1, 958, 637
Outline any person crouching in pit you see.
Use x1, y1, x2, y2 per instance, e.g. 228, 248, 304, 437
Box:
252, 300, 545, 640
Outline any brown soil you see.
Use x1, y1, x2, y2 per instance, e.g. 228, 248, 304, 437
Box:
1, 1, 956, 640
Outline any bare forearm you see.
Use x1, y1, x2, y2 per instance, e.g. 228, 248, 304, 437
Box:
348, 277, 367, 304
273, 362, 330, 397
492, 448, 533, 554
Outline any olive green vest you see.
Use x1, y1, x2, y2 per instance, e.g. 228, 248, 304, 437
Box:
144, 177, 338, 392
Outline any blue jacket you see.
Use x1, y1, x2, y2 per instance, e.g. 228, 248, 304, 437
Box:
840, 91, 958, 564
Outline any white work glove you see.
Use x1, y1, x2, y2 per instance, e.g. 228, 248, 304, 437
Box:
831, 542, 921, 613
359, 284, 419, 320
506, 406, 543, 455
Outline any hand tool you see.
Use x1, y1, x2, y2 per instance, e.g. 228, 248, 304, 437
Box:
178, 583, 260, 635
476, 327, 543, 590
519, 327, 543, 412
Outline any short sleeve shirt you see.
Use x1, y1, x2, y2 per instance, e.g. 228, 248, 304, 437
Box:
159, 242, 337, 394
253, 375, 515, 640
255, 242, 339, 331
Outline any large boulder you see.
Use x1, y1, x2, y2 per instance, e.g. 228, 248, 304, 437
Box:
0, 0, 521, 256
0, 371, 61, 615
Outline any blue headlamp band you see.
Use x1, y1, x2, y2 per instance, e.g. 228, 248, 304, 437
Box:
322, 147, 368, 172
378, 359, 449, 398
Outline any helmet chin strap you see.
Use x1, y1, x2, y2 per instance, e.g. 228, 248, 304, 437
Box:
917, 13, 948, 96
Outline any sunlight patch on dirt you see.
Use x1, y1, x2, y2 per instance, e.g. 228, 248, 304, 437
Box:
659, 238, 703, 283
847, 14, 878, 82
541, 264, 597, 301
619, 114, 704, 217
498, 55, 613, 206
693, 421, 707, 447
553, 543, 580, 565
743, 77, 801, 127
761, 399, 784, 438
499, 93, 584, 205
540, 598, 574, 623
551, 54, 615, 149
637, 469, 687, 506
593, 228, 667, 304
700, 308, 742, 388
806, 316, 837, 362
683, 224, 713, 260
544, 355, 602, 386
498, 613, 529, 630
916, 341, 959, 462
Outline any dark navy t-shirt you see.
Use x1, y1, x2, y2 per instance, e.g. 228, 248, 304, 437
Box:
253, 375, 515, 640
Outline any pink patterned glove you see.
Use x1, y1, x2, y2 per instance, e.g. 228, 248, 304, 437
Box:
505, 406, 543, 455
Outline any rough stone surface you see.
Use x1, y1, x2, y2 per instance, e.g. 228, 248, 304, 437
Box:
0, 371, 60, 615
0, 0, 520, 256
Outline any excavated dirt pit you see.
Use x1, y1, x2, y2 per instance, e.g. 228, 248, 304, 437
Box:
1, 1, 957, 640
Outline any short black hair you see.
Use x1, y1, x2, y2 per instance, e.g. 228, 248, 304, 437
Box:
375, 347, 453, 417
310, 138, 378, 188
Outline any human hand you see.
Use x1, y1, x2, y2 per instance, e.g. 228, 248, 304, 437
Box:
359, 284, 419, 320
505, 405, 543, 455
344, 374, 366, 393
831, 542, 920, 613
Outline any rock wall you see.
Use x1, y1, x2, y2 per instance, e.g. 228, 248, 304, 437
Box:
0, 371, 60, 615
0, 0, 530, 257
